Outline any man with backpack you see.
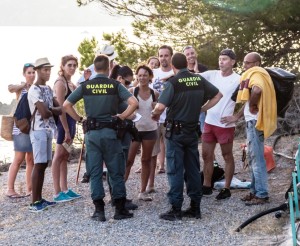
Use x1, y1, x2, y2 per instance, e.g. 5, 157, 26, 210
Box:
27, 57, 62, 212
221, 52, 277, 205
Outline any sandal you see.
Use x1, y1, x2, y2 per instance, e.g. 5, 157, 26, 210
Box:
157, 168, 165, 174
135, 167, 142, 173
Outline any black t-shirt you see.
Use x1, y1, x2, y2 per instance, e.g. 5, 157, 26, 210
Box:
188, 63, 208, 73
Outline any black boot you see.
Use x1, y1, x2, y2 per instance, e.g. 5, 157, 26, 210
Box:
91, 199, 106, 222
81, 172, 90, 183
112, 198, 138, 210
114, 198, 134, 220
182, 200, 201, 219
159, 206, 182, 221
125, 199, 138, 210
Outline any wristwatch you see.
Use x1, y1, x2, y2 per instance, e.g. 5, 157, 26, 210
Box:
78, 116, 83, 123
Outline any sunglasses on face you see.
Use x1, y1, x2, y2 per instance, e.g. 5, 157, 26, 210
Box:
67, 63, 77, 68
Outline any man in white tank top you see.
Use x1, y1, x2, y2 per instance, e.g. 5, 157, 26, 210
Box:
201, 49, 240, 200
150, 45, 174, 173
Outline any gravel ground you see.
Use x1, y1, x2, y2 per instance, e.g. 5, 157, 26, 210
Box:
0, 138, 295, 246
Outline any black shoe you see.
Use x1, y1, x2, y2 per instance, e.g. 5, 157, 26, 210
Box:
125, 199, 138, 210
159, 207, 182, 221
81, 173, 90, 183
215, 188, 231, 200
91, 210, 106, 222
202, 185, 213, 197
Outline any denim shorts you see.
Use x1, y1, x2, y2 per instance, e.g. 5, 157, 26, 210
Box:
56, 114, 76, 144
30, 129, 53, 164
13, 133, 33, 152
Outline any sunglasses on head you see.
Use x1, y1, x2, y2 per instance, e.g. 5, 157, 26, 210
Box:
24, 63, 34, 67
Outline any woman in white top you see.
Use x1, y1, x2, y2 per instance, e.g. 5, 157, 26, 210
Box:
6, 63, 35, 198
125, 65, 159, 201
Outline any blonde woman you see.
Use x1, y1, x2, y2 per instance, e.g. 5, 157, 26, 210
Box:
6, 63, 35, 198
52, 55, 81, 202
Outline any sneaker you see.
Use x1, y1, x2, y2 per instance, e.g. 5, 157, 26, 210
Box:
65, 189, 82, 199
41, 199, 57, 207
29, 201, 48, 213
245, 196, 269, 206
215, 188, 231, 200
54, 192, 73, 203
159, 207, 182, 221
241, 193, 255, 202
202, 186, 213, 197
81, 173, 90, 183
138, 192, 152, 201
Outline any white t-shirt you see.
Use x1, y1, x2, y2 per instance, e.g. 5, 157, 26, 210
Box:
201, 70, 240, 128
27, 85, 57, 132
150, 68, 174, 123
78, 64, 96, 84
244, 101, 258, 122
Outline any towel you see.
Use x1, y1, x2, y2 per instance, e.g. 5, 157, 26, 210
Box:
237, 66, 277, 138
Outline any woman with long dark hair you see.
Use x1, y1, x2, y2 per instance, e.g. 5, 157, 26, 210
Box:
6, 63, 35, 198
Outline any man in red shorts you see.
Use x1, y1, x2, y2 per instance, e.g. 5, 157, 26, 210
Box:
201, 49, 240, 200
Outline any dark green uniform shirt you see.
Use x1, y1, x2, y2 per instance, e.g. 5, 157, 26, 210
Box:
67, 74, 132, 121
159, 69, 219, 129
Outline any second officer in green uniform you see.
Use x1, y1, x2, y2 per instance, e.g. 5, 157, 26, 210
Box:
151, 53, 222, 221
63, 55, 138, 221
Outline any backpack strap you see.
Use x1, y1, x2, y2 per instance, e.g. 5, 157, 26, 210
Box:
133, 86, 139, 101
150, 88, 156, 102
134, 86, 156, 102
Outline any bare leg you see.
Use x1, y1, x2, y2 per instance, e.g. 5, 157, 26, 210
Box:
60, 150, 69, 192
125, 141, 140, 181
220, 143, 235, 189
31, 163, 47, 203
25, 152, 34, 195
157, 136, 165, 171
147, 155, 157, 190
6, 151, 26, 196
140, 139, 156, 192
202, 142, 217, 187
51, 144, 65, 195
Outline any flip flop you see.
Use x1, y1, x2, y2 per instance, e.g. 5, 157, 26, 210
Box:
24, 193, 31, 197
6, 194, 26, 199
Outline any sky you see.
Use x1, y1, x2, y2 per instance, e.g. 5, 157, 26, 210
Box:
0, 0, 133, 104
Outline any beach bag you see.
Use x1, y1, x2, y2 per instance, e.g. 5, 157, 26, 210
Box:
13, 93, 37, 134
0, 115, 14, 141
200, 165, 225, 188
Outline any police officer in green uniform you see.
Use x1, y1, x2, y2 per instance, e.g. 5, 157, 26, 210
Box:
151, 53, 222, 221
63, 55, 138, 221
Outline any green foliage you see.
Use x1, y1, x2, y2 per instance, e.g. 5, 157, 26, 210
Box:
103, 30, 158, 70
76, 0, 300, 75
77, 37, 98, 71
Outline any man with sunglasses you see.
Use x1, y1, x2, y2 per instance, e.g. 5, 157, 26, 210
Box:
201, 49, 240, 200
221, 52, 277, 205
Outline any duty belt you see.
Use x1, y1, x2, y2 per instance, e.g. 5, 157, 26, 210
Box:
85, 118, 116, 131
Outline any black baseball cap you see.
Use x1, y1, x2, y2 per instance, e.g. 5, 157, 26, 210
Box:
219, 49, 236, 60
